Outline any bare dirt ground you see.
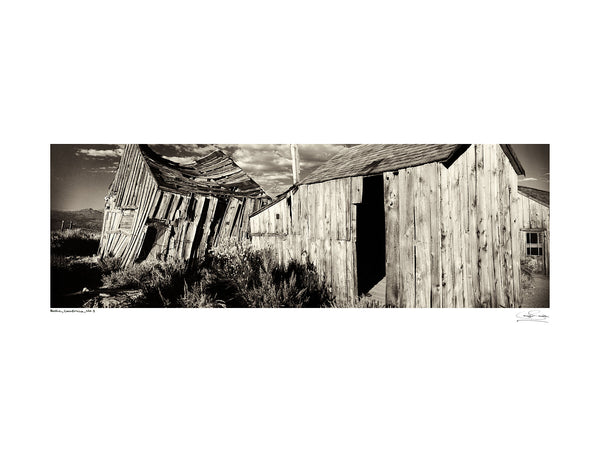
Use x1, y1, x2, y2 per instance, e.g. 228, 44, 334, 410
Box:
521, 274, 549, 308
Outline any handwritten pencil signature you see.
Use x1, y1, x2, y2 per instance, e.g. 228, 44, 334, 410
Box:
516, 310, 549, 323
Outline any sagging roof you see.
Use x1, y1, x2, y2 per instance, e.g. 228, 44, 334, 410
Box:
518, 186, 549, 207
139, 145, 270, 199
299, 144, 525, 185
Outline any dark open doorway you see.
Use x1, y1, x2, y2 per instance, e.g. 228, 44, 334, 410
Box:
137, 225, 158, 262
136, 222, 168, 262
356, 175, 386, 295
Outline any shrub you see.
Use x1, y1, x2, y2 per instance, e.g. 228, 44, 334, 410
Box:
202, 239, 266, 307
520, 258, 535, 300
202, 241, 334, 308
98, 257, 123, 274
102, 261, 160, 290
51, 228, 100, 256
179, 280, 225, 308
100, 260, 187, 307
57, 238, 336, 308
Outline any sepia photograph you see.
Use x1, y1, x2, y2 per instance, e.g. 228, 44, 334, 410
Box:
51, 143, 549, 309
7, 0, 600, 449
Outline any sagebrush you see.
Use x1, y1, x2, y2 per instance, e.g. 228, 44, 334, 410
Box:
51, 228, 100, 256
74, 241, 334, 308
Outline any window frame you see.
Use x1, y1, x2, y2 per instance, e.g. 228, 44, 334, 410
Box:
118, 208, 136, 231
525, 231, 544, 256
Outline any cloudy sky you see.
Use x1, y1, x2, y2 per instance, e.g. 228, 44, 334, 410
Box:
51, 144, 549, 211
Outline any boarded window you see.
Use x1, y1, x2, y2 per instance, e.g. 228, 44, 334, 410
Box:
119, 210, 134, 230
525, 232, 543, 256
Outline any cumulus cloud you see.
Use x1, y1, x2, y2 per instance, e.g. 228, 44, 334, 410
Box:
76, 146, 125, 158
74, 144, 123, 150
202, 144, 348, 195
209, 144, 347, 195
149, 144, 216, 156
72, 143, 349, 196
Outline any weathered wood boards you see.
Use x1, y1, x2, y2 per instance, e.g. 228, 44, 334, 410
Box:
99, 145, 268, 267
380, 145, 521, 307
516, 189, 550, 276
250, 177, 359, 303
99, 144, 159, 264
251, 144, 524, 307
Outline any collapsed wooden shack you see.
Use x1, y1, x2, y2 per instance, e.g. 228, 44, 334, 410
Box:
98, 144, 270, 266
250, 144, 527, 308
517, 186, 550, 275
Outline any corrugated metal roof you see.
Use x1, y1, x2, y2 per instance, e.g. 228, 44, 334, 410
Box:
518, 186, 549, 207
139, 145, 270, 199
299, 144, 524, 185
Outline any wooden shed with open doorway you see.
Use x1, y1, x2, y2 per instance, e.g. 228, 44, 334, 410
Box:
249, 144, 527, 308
98, 144, 271, 267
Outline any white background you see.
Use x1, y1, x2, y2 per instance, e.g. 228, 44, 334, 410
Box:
1, 1, 599, 449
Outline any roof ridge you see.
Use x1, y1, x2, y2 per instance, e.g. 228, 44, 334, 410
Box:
299, 144, 526, 185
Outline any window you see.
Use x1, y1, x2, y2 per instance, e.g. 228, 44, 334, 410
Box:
119, 209, 134, 230
526, 232, 543, 256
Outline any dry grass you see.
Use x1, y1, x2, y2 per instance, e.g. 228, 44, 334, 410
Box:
51, 228, 100, 256
328, 294, 387, 308
520, 258, 536, 299
100, 260, 187, 307
53, 238, 541, 309
86, 241, 334, 308
179, 281, 225, 308
202, 241, 334, 308
53, 236, 335, 308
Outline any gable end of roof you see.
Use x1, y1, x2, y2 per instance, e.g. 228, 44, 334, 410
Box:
518, 186, 549, 207
298, 144, 526, 185
500, 144, 526, 176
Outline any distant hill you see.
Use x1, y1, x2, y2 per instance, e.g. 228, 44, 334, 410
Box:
51, 208, 104, 232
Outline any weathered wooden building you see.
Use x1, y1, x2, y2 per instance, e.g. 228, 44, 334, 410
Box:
250, 144, 527, 308
99, 144, 270, 266
517, 186, 550, 275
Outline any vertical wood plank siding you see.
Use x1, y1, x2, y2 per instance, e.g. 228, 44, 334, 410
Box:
455, 144, 520, 307
384, 172, 399, 306
516, 190, 550, 276
99, 145, 265, 267
381, 145, 521, 307
99, 144, 159, 264
250, 177, 360, 302
250, 144, 523, 307
454, 144, 521, 307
